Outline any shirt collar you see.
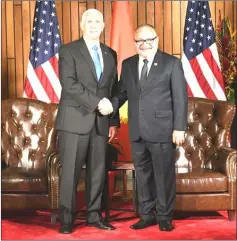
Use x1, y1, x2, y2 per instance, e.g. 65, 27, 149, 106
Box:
83, 36, 100, 50
139, 53, 156, 64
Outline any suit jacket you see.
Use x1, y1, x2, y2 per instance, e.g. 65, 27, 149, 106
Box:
112, 50, 188, 142
56, 37, 120, 136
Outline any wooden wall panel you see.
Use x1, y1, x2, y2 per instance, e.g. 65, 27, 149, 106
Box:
1, 1, 8, 99
96, 1, 104, 43
180, 1, 188, 54
130, 1, 138, 30
138, 1, 145, 26
172, 1, 180, 55
71, 1, 79, 41
7, 59, 16, 98
163, 1, 172, 54
6, 2, 14, 58
78, 2, 86, 38
22, 1, 31, 84
87, 1, 95, 9
13, 1, 21, 6
146, 1, 155, 26
29, 1, 36, 33
216, 1, 224, 24
225, 1, 233, 24
62, 2, 71, 44
155, 1, 164, 51
14, 5, 24, 97
1, 1, 236, 100
209, 2, 216, 27
104, 1, 112, 45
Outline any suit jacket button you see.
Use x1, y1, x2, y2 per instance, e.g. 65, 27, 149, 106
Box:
139, 96, 142, 99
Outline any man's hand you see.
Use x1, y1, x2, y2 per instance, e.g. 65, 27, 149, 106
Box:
98, 98, 113, 115
108, 126, 117, 143
172, 130, 185, 146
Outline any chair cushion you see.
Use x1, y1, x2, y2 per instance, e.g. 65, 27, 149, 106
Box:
176, 168, 228, 193
1, 167, 47, 193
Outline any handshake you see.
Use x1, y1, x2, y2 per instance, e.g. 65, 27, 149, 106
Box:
97, 98, 114, 116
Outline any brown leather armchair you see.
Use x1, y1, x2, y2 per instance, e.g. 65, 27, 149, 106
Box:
1, 98, 60, 222
175, 97, 236, 221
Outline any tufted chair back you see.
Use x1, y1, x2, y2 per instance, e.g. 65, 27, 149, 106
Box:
1, 98, 58, 170
175, 97, 236, 171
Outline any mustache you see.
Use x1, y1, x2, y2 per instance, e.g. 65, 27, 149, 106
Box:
140, 46, 153, 50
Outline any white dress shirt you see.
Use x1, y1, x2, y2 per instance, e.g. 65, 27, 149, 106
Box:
138, 54, 156, 79
83, 36, 104, 70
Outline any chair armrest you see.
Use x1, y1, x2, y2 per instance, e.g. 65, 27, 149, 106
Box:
46, 150, 61, 209
213, 147, 237, 210
212, 147, 237, 180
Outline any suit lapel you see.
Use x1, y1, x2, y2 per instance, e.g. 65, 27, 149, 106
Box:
78, 38, 97, 81
142, 50, 163, 91
130, 55, 140, 91
99, 44, 110, 85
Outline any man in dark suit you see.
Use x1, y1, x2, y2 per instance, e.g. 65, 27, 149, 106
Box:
112, 24, 188, 231
55, 9, 119, 234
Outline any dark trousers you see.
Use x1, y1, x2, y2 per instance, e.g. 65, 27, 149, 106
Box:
131, 138, 176, 221
58, 127, 107, 224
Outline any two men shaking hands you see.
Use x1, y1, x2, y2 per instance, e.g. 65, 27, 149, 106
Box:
56, 7, 188, 234
97, 97, 114, 116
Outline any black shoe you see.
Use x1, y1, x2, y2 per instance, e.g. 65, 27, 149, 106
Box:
86, 219, 115, 230
159, 220, 174, 231
59, 223, 73, 234
130, 218, 157, 230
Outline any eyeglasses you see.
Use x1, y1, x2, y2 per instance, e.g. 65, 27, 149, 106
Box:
134, 36, 157, 46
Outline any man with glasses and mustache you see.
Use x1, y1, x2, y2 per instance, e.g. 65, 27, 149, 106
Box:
111, 24, 188, 231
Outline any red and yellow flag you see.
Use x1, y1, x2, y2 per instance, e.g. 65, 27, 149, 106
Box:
110, 1, 136, 161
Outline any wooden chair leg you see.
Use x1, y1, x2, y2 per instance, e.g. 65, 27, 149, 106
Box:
228, 210, 236, 221
123, 170, 128, 202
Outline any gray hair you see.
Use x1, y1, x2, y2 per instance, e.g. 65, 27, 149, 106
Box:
80, 9, 104, 29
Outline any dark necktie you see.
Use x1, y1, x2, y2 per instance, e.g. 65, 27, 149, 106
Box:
140, 59, 148, 89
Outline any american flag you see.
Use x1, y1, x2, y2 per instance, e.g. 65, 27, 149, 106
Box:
23, 0, 61, 103
182, 1, 226, 100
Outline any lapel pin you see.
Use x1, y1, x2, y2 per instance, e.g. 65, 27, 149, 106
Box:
104, 51, 107, 55
154, 62, 158, 66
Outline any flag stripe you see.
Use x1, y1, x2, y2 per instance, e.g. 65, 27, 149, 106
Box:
26, 62, 51, 102
41, 60, 61, 100
182, 53, 206, 98
23, 77, 37, 100
196, 53, 226, 100
190, 57, 218, 100
186, 83, 194, 97
35, 66, 58, 102
209, 43, 222, 70
202, 46, 225, 90
49, 55, 59, 77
